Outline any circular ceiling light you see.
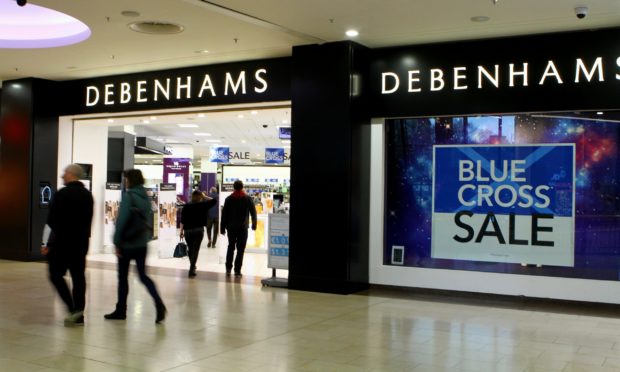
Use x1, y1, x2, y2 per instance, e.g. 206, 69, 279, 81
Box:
470, 16, 490, 22
0, 1, 91, 48
345, 29, 359, 37
128, 21, 184, 35
121, 10, 140, 18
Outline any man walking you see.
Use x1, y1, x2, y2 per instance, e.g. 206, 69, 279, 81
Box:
206, 186, 219, 248
220, 180, 257, 276
41, 164, 94, 327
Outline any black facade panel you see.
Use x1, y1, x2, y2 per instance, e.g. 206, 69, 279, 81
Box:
289, 41, 370, 294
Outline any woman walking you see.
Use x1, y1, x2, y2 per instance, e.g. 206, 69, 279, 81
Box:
105, 169, 167, 323
180, 190, 217, 277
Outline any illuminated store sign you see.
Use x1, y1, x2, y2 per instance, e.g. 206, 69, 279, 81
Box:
370, 28, 620, 117
73, 57, 290, 114
85, 69, 269, 106
380, 57, 607, 94
431, 144, 575, 266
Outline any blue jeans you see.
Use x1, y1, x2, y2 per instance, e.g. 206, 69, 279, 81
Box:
116, 247, 163, 310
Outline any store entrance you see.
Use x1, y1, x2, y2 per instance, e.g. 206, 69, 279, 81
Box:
64, 105, 291, 278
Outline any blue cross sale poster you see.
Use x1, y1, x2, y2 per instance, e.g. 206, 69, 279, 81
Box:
431, 144, 575, 266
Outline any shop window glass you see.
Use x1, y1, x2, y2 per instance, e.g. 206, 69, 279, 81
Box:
385, 112, 620, 280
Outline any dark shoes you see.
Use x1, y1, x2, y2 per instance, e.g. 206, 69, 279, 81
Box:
234, 272, 242, 277
156, 303, 167, 324
64, 311, 84, 327
207, 241, 212, 248
188, 267, 197, 278
104, 310, 126, 320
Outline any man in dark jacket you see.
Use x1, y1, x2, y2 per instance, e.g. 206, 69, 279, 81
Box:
41, 164, 94, 327
206, 186, 219, 248
220, 180, 257, 276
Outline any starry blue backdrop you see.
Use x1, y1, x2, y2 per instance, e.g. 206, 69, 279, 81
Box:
385, 114, 620, 280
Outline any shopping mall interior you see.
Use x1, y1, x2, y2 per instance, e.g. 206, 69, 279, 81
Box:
3, 1, 620, 371
73, 106, 292, 278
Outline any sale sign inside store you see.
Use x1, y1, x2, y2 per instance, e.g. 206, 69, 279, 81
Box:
431, 144, 575, 266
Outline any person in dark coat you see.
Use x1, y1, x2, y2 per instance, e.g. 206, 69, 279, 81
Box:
205, 186, 219, 248
41, 164, 94, 327
180, 191, 217, 278
104, 169, 167, 324
220, 180, 257, 276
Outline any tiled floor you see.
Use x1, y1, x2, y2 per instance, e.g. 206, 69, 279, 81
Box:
1, 260, 620, 372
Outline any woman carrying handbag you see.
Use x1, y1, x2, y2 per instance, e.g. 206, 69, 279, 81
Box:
180, 190, 217, 277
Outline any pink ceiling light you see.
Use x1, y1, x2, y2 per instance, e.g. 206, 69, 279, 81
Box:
0, 0, 90, 48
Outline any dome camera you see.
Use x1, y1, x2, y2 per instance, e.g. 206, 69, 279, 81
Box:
262, 124, 268, 128
575, 6, 588, 19
16, 0, 27, 6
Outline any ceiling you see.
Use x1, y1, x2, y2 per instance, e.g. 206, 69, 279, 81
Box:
1, 0, 620, 83
76, 106, 291, 163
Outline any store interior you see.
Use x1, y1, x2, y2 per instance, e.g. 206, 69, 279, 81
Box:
68, 106, 291, 278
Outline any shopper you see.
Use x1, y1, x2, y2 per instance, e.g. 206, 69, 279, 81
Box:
206, 186, 219, 248
105, 169, 167, 324
41, 164, 94, 327
180, 190, 216, 277
220, 180, 257, 276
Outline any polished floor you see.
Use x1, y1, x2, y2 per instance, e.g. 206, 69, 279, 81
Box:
0, 260, 620, 372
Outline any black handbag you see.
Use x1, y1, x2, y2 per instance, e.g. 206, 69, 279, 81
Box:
174, 239, 188, 258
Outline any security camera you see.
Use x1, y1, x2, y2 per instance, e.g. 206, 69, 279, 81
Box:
575, 6, 588, 19
16, 0, 27, 6
262, 124, 268, 128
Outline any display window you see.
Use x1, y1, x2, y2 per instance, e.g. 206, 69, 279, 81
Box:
385, 111, 620, 280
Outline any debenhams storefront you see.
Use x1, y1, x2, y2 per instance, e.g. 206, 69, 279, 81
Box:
2, 27, 620, 303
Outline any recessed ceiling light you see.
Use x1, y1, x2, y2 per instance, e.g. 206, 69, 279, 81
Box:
121, 10, 140, 17
143, 120, 150, 124
107, 119, 114, 123
345, 29, 359, 37
0, 2, 91, 48
251, 110, 258, 115
597, 111, 604, 115
128, 21, 184, 35
194, 133, 212, 136
150, 116, 157, 120
178, 124, 198, 128
470, 16, 490, 22
197, 113, 205, 118
237, 114, 244, 119
282, 119, 288, 124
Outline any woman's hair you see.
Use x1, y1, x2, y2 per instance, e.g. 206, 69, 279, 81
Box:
191, 190, 204, 203
123, 169, 145, 188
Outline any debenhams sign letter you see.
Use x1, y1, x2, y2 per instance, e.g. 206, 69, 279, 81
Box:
85, 68, 268, 107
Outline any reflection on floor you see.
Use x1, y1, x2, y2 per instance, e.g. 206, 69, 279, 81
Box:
88, 238, 286, 280
1, 259, 620, 372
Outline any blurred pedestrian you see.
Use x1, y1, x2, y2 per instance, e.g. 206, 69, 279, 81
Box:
104, 169, 166, 323
42, 164, 93, 327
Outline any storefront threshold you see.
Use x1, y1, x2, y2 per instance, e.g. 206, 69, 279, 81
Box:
362, 284, 620, 317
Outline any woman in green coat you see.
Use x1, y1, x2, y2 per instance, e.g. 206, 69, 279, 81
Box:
105, 169, 167, 323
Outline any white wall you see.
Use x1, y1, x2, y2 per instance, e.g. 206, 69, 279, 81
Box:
135, 164, 163, 187
72, 122, 109, 254
368, 119, 620, 304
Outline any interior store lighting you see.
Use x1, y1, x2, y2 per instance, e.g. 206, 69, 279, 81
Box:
0, 1, 91, 48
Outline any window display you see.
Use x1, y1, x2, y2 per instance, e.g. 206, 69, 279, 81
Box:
385, 112, 620, 280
